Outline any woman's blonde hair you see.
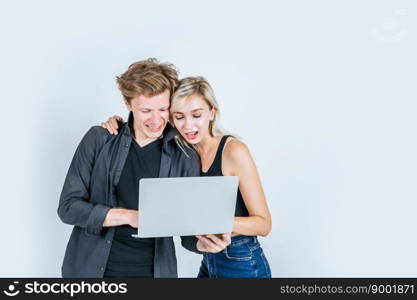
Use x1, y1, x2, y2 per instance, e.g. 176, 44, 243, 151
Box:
171, 76, 223, 137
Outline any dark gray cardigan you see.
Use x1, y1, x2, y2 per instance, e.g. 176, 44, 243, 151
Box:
58, 117, 201, 277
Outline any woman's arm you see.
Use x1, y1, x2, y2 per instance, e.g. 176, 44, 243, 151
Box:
223, 139, 272, 237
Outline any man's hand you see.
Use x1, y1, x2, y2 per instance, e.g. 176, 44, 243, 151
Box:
103, 208, 138, 228
101, 115, 124, 135
196, 233, 231, 253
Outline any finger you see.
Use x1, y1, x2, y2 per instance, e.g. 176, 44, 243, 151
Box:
196, 235, 212, 244
206, 234, 225, 246
101, 121, 115, 135
107, 121, 117, 135
196, 234, 213, 240
110, 116, 120, 126
109, 117, 119, 128
109, 119, 119, 135
110, 118, 119, 134
114, 115, 124, 122
198, 236, 222, 252
222, 233, 232, 239
197, 235, 214, 244
204, 235, 227, 252
197, 235, 225, 252
221, 233, 232, 245
105, 118, 116, 133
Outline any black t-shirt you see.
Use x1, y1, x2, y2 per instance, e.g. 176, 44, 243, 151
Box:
104, 138, 162, 278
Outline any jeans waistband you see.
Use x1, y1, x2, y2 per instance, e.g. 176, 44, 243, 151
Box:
230, 235, 258, 245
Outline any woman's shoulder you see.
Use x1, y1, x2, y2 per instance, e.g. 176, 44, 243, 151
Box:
222, 136, 251, 164
221, 136, 257, 176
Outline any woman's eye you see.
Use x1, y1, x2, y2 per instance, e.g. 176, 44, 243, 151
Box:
174, 116, 184, 120
193, 115, 202, 118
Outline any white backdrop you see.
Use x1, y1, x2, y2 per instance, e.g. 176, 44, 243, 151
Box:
0, 0, 416, 277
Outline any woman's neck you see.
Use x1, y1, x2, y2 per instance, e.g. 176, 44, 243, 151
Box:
195, 134, 221, 155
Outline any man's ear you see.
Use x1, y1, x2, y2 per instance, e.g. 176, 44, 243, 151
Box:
124, 99, 132, 111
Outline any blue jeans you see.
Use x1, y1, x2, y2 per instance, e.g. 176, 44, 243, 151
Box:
197, 236, 271, 278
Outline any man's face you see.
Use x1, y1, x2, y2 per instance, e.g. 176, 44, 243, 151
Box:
125, 89, 170, 142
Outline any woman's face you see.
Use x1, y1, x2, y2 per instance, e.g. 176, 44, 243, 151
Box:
171, 94, 215, 144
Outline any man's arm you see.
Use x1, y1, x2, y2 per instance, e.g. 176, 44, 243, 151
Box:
57, 126, 135, 235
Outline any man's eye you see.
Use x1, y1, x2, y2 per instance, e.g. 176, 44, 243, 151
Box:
141, 110, 150, 113
160, 108, 168, 111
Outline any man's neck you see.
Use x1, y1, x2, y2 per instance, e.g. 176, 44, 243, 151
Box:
134, 136, 160, 147
132, 126, 162, 147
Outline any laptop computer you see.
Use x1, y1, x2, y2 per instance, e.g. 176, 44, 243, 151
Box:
132, 176, 239, 238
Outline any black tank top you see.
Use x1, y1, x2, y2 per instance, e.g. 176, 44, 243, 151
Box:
200, 135, 249, 217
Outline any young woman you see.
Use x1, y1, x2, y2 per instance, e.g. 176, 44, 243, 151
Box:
102, 76, 272, 278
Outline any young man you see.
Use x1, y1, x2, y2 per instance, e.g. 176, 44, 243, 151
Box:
58, 58, 230, 278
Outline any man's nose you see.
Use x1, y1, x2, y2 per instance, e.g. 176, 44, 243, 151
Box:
150, 111, 161, 123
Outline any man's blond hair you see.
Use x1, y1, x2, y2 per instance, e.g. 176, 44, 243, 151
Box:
116, 58, 179, 102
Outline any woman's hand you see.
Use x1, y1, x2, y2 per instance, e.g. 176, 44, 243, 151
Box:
196, 233, 231, 253
101, 115, 124, 135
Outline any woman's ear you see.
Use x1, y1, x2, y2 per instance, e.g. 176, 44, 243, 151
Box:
210, 108, 216, 121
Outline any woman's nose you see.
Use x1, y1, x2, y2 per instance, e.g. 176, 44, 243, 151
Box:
184, 117, 193, 129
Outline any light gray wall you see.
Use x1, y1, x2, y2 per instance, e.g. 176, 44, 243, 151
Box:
0, 0, 415, 277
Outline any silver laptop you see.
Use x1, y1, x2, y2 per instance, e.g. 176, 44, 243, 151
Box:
132, 176, 239, 238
